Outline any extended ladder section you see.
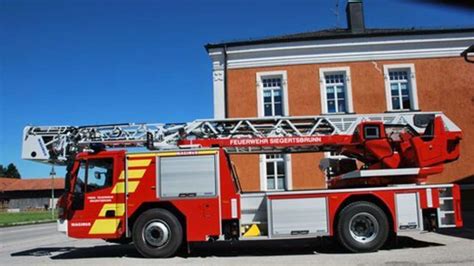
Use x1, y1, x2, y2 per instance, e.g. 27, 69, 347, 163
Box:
22, 111, 462, 187
23, 112, 460, 164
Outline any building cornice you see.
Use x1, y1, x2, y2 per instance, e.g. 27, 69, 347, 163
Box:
227, 47, 467, 69
208, 33, 474, 69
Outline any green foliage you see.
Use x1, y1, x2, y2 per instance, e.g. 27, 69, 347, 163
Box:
0, 163, 21, 179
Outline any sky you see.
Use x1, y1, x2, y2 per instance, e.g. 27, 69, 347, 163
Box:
0, 0, 473, 179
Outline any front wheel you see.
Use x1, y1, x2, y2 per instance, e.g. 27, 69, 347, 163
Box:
132, 208, 183, 258
336, 201, 389, 253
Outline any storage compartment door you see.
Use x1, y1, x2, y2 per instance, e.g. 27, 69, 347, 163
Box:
158, 154, 218, 198
395, 193, 422, 230
269, 197, 328, 238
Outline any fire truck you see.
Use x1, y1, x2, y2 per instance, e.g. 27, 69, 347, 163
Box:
22, 111, 463, 257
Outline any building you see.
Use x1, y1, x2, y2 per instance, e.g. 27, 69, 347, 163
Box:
205, 0, 474, 192
0, 177, 64, 210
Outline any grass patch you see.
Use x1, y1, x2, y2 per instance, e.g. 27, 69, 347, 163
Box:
0, 211, 56, 226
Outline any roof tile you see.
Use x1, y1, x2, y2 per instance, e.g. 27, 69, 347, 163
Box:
0, 177, 64, 192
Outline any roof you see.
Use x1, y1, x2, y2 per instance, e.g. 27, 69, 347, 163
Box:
0, 177, 65, 192
0, 178, 17, 191
205, 27, 474, 51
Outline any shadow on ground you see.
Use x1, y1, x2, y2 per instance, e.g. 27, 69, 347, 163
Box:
10, 235, 443, 260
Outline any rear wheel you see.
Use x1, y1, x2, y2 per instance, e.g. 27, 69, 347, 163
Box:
132, 208, 183, 258
336, 201, 389, 253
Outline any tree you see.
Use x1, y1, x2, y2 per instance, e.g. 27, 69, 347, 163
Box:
0, 163, 21, 179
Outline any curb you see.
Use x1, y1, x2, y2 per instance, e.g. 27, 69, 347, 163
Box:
0, 219, 56, 228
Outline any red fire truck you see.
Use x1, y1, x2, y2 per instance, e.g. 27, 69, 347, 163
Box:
22, 112, 462, 257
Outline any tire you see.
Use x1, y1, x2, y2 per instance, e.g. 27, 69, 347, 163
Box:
132, 208, 183, 258
336, 201, 389, 253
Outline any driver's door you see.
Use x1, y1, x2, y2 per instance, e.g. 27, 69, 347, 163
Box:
68, 152, 125, 239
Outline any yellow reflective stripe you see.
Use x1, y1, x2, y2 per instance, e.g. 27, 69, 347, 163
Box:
128, 153, 159, 158
99, 203, 125, 217
111, 181, 139, 194
118, 169, 146, 180
156, 152, 179, 157
89, 219, 120, 234
127, 159, 151, 167
127, 150, 217, 158
157, 150, 218, 157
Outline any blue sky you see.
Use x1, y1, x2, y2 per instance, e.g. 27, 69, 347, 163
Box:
1, 0, 473, 179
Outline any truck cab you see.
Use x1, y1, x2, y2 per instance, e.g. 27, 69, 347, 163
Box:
58, 148, 241, 257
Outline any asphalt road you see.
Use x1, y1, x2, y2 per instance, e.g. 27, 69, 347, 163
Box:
1, 221, 474, 266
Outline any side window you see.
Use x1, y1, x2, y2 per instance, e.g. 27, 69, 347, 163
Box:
86, 159, 114, 192
75, 160, 86, 193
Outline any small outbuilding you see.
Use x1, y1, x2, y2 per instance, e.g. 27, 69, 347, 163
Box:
0, 177, 64, 210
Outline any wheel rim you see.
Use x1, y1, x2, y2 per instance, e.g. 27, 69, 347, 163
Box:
143, 220, 171, 248
348, 212, 379, 244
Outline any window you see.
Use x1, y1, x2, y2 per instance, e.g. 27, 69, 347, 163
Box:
75, 161, 86, 193
265, 154, 286, 191
262, 77, 283, 116
86, 159, 114, 192
364, 125, 380, 139
325, 73, 346, 113
389, 70, 411, 110
319, 67, 353, 114
257, 71, 288, 117
384, 64, 418, 111
74, 159, 113, 193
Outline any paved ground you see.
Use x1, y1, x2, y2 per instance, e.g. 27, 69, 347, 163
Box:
1, 219, 474, 266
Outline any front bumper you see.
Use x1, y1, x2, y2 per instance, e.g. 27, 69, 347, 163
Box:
57, 219, 68, 235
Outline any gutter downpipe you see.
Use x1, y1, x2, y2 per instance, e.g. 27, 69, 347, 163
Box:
223, 45, 229, 118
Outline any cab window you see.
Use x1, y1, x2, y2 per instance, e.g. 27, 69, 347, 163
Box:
73, 159, 113, 193
86, 159, 114, 192
75, 160, 87, 193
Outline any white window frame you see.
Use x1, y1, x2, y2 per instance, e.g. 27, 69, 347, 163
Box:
383, 64, 419, 111
256, 71, 289, 117
261, 154, 285, 191
256, 71, 291, 191
259, 154, 292, 191
319, 67, 354, 114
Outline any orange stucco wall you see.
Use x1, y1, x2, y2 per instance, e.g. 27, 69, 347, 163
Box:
225, 57, 474, 191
